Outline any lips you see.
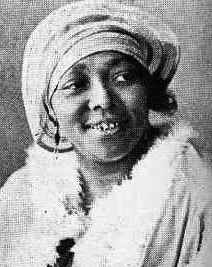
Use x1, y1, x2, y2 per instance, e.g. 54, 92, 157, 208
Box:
83, 119, 126, 135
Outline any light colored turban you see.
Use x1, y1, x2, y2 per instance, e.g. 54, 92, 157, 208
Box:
21, 0, 180, 147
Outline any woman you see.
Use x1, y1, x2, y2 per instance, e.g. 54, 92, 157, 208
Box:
0, 1, 212, 266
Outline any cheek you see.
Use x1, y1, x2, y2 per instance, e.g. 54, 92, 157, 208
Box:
52, 95, 83, 131
120, 87, 148, 118
57, 114, 81, 143
52, 92, 83, 116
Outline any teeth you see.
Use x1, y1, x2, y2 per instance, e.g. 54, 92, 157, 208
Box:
89, 122, 119, 132
109, 123, 115, 129
102, 122, 109, 131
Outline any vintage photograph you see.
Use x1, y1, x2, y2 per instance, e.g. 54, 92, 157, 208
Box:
0, 0, 211, 266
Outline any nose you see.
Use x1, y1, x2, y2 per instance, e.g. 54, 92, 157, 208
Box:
88, 76, 112, 111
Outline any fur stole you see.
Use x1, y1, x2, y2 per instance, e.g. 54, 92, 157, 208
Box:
1, 122, 198, 266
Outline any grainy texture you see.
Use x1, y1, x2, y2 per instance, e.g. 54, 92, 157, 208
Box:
0, 0, 211, 186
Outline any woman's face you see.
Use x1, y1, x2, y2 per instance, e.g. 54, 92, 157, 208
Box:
51, 51, 149, 162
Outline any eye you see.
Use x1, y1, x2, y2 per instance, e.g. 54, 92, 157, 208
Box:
63, 81, 78, 91
60, 80, 88, 96
113, 72, 138, 85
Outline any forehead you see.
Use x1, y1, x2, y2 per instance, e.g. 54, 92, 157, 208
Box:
63, 51, 142, 75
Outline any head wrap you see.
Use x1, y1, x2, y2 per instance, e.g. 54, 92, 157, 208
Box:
21, 0, 180, 147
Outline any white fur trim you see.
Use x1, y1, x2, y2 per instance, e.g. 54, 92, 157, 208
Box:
1, 123, 197, 266
72, 122, 197, 266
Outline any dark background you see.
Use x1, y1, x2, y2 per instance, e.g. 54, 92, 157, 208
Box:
0, 0, 211, 185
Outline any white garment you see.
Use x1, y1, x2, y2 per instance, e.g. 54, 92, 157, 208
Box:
0, 123, 212, 267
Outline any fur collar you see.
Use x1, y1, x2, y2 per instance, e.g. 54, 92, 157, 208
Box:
8, 122, 196, 266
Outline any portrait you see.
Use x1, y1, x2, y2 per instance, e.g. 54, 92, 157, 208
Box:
0, 0, 211, 266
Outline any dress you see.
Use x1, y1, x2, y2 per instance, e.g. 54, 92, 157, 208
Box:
0, 122, 212, 267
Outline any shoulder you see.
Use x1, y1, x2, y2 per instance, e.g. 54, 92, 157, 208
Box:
0, 165, 34, 260
130, 121, 207, 217
0, 163, 33, 222
0, 145, 50, 236
137, 120, 212, 207
163, 123, 212, 267
0, 165, 31, 208
153, 120, 212, 211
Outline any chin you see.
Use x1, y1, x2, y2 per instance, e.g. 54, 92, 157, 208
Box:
84, 142, 136, 163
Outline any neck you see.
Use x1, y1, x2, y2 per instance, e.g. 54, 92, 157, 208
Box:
76, 126, 157, 198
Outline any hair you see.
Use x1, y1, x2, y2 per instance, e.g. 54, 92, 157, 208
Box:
134, 59, 178, 115
116, 52, 178, 115
147, 78, 177, 115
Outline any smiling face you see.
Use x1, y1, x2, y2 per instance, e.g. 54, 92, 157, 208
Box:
51, 51, 150, 162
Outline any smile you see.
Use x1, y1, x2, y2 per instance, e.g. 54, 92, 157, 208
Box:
84, 120, 122, 135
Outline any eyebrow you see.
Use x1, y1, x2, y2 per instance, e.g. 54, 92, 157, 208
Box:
60, 63, 89, 82
69, 63, 88, 74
